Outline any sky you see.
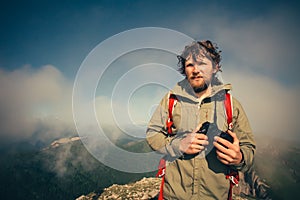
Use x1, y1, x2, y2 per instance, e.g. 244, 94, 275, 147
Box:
0, 0, 300, 146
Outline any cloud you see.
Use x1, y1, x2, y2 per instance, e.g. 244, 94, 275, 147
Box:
0, 65, 75, 143
1, 4, 299, 146
214, 6, 300, 141
217, 8, 298, 78
223, 68, 300, 141
46, 142, 100, 177
178, 3, 299, 84
174, 3, 300, 141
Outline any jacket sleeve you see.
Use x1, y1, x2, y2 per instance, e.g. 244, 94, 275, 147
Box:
232, 98, 256, 172
146, 93, 184, 158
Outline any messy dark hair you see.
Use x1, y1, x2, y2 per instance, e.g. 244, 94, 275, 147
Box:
177, 40, 222, 76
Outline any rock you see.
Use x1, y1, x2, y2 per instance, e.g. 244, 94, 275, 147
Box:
95, 177, 160, 200
78, 173, 270, 200
75, 195, 86, 200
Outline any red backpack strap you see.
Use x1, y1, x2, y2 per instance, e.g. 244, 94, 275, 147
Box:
226, 170, 240, 200
224, 91, 233, 130
224, 90, 239, 200
157, 92, 178, 200
166, 93, 178, 135
156, 92, 178, 179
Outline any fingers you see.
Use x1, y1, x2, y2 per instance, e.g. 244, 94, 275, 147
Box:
213, 130, 239, 150
214, 140, 235, 165
213, 140, 232, 163
180, 129, 243, 164
213, 131, 243, 165
190, 143, 205, 151
180, 133, 209, 154
194, 133, 209, 144
213, 136, 232, 149
227, 130, 239, 145
215, 150, 232, 165
215, 148, 243, 165
193, 124, 202, 133
215, 149, 236, 165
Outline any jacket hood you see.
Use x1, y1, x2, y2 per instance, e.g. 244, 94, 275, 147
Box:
171, 78, 232, 103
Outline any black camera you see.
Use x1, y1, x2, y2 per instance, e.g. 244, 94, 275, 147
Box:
197, 121, 233, 143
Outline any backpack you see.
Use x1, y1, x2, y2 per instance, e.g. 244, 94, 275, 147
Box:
156, 91, 239, 200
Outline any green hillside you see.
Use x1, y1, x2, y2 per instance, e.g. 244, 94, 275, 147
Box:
0, 135, 299, 200
0, 139, 155, 200
254, 137, 300, 199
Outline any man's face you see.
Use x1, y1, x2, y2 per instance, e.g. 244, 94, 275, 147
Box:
185, 54, 217, 92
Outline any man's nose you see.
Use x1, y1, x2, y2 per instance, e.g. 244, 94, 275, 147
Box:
192, 65, 201, 73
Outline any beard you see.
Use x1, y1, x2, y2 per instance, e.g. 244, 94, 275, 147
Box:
193, 83, 208, 93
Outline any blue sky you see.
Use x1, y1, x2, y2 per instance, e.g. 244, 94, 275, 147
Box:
0, 0, 300, 144
1, 0, 298, 80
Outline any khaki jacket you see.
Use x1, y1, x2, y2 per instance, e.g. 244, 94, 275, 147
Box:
146, 79, 256, 200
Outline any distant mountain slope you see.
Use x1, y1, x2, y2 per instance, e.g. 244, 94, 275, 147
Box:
0, 135, 299, 200
78, 136, 300, 200
0, 137, 155, 200
254, 137, 300, 199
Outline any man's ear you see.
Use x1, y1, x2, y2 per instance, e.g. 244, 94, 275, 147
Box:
213, 64, 220, 73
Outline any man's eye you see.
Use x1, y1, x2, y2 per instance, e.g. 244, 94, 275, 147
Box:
186, 63, 194, 67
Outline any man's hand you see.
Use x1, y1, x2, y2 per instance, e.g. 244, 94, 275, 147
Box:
180, 132, 209, 154
213, 130, 243, 165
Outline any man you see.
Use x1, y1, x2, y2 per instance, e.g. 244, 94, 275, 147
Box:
146, 40, 256, 199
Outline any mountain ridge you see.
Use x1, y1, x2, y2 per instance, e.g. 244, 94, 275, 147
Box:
0, 135, 299, 199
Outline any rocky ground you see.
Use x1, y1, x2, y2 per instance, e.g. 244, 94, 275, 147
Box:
76, 177, 160, 200
76, 175, 259, 200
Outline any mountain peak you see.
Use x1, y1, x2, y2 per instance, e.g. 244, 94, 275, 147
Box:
76, 177, 161, 200
42, 136, 81, 150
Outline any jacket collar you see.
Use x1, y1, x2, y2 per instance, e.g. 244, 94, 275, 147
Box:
171, 78, 232, 103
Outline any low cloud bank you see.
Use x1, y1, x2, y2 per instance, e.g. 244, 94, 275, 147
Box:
0, 65, 75, 144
